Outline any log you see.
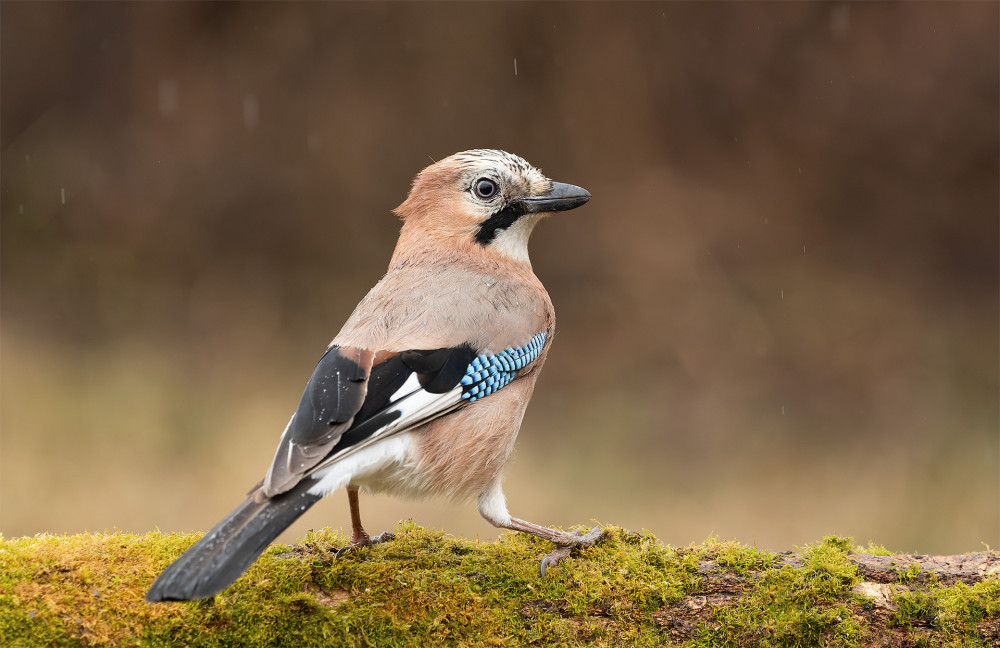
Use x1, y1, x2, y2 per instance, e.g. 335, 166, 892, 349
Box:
1, 524, 997, 647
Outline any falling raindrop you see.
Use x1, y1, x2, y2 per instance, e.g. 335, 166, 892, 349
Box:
514, 58, 518, 76
61, 188, 66, 205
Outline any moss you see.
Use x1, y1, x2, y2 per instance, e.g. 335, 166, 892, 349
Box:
897, 562, 923, 584
892, 578, 1000, 647
689, 536, 863, 647
0, 528, 996, 647
701, 537, 777, 576
854, 542, 892, 557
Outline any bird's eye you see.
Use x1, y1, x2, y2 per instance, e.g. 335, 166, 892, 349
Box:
473, 178, 498, 199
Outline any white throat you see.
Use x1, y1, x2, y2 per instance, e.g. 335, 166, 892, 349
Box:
489, 214, 541, 265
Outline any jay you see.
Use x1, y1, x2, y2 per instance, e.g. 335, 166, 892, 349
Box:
146, 149, 599, 602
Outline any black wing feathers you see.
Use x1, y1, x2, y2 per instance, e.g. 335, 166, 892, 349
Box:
290, 346, 369, 444
353, 352, 413, 422
329, 345, 476, 453
263, 343, 477, 497
401, 344, 477, 393
261, 346, 373, 496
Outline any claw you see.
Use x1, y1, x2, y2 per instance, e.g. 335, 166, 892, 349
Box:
539, 527, 604, 576
334, 531, 396, 559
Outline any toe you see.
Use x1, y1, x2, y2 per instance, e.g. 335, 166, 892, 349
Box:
371, 531, 396, 544
578, 527, 604, 547
334, 530, 396, 558
539, 545, 573, 576
538, 527, 605, 576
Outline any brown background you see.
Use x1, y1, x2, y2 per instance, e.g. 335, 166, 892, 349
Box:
2, 2, 997, 554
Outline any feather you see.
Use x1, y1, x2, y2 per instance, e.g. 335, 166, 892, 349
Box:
146, 478, 321, 601
262, 342, 491, 497
261, 346, 374, 497
401, 345, 478, 393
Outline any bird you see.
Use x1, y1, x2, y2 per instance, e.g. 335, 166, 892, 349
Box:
146, 149, 599, 602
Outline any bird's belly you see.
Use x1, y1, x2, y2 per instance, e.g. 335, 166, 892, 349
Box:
410, 378, 536, 502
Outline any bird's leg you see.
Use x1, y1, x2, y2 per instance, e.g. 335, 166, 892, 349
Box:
335, 486, 394, 558
478, 482, 603, 575
347, 485, 370, 546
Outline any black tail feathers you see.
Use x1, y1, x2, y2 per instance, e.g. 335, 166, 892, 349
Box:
146, 480, 321, 602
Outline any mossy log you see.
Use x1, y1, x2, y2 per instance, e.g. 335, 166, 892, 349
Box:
1, 523, 997, 647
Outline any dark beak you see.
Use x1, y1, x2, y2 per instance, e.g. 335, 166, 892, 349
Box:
520, 181, 591, 214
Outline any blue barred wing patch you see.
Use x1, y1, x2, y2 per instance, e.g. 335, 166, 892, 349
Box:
459, 331, 548, 402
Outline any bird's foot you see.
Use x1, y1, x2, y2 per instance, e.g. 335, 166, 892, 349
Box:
539, 527, 604, 576
334, 531, 396, 559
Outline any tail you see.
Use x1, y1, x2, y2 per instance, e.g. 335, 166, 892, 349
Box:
146, 480, 321, 601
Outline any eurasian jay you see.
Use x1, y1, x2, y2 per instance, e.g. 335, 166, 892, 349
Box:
146, 149, 598, 602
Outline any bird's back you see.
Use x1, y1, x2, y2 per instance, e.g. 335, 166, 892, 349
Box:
334, 247, 555, 356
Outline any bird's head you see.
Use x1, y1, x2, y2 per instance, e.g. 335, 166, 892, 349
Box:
393, 149, 590, 265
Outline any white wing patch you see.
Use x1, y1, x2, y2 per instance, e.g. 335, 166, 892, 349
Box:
390, 372, 423, 402
305, 375, 464, 491
384, 384, 463, 434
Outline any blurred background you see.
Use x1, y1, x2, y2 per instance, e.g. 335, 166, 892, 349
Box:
2, 3, 997, 555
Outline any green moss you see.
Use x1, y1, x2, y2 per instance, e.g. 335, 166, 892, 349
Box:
854, 542, 892, 557
0, 528, 996, 647
689, 536, 863, 647
892, 578, 1000, 647
701, 537, 777, 575
897, 562, 923, 584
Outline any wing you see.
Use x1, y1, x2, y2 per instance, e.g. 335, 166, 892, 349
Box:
259, 345, 374, 497
257, 331, 549, 499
